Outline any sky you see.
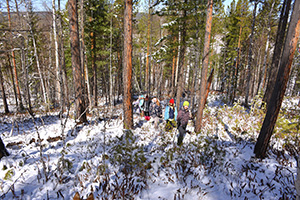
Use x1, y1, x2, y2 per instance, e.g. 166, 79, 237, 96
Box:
0, 0, 233, 12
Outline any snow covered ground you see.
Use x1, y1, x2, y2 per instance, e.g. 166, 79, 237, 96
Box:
0, 95, 298, 199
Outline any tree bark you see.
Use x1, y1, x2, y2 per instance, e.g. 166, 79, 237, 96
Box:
89, 15, 97, 107
205, 68, 214, 104
254, 0, 300, 158
123, 0, 133, 129
145, 0, 151, 95
6, 53, 18, 107
176, 0, 187, 110
6, 0, 24, 111
263, 0, 292, 106
0, 64, 9, 114
68, 0, 87, 123
195, 0, 213, 133
58, 0, 69, 107
21, 37, 32, 114
245, 0, 257, 106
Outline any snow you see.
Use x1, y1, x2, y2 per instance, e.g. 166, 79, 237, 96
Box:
0, 95, 298, 199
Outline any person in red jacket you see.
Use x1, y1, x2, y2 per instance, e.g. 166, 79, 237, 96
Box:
177, 101, 191, 145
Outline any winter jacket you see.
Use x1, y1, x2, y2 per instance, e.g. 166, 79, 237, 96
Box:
150, 103, 162, 118
143, 99, 151, 116
139, 99, 144, 110
177, 109, 190, 129
164, 105, 178, 121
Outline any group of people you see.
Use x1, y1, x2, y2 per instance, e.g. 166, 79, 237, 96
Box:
135, 95, 191, 145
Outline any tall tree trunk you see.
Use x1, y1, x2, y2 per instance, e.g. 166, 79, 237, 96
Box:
89, 15, 97, 107
32, 31, 48, 107
263, 0, 292, 106
260, 1, 275, 94
175, 1, 187, 110
6, 0, 24, 111
230, 25, 242, 104
145, 0, 151, 95
6, 54, 18, 106
68, 0, 87, 123
123, 0, 133, 129
254, 0, 300, 158
171, 37, 176, 94
109, 3, 114, 107
21, 37, 32, 114
80, 0, 90, 109
205, 68, 214, 104
195, 0, 213, 133
0, 64, 9, 114
245, 0, 257, 106
191, 27, 201, 113
58, 0, 69, 107
53, 0, 64, 114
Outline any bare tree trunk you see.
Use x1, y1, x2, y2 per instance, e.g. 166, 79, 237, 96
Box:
58, 0, 69, 107
6, 54, 18, 106
109, 2, 114, 107
123, 0, 133, 129
53, 0, 64, 114
260, 1, 275, 94
254, 0, 300, 158
171, 38, 176, 95
195, 0, 213, 133
80, 0, 91, 109
145, 0, 151, 95
32, 31, 48, 107
205, 68, 214, 104
191, 28, 201, 113
21, 37, 32, 114
0, 64, 9, 114
263, 0, 292, 106
245, 0, 257, 106
68, 0, 87, 123
176, 1, 187, 109
6, 0, 24, 111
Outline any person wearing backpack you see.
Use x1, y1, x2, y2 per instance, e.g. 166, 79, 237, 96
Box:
164, 98, 178, 132
177, 101, 191, 145
150, 97, 162, 130
143, 95, 151, 121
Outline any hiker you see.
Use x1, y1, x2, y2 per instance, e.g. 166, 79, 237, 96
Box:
143, 95, 151, 121
138, 95, 145, 117
164, 98, 177, 131
150, 97, 162, 129
177, 101, 191, 146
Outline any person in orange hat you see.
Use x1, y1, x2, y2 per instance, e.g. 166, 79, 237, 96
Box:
164, 98, 177, 132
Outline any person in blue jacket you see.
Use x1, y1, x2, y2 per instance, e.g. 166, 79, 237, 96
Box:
138, 95, 145, 117
164, 98, 178, 132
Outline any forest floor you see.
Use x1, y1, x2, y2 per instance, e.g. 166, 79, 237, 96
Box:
0, 94, 299, 200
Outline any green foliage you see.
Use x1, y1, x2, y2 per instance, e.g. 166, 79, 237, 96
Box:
4, 169, 14, 180
110, 130, 148, 176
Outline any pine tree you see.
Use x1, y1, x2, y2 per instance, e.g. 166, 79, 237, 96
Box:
254, 0, 300, 159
